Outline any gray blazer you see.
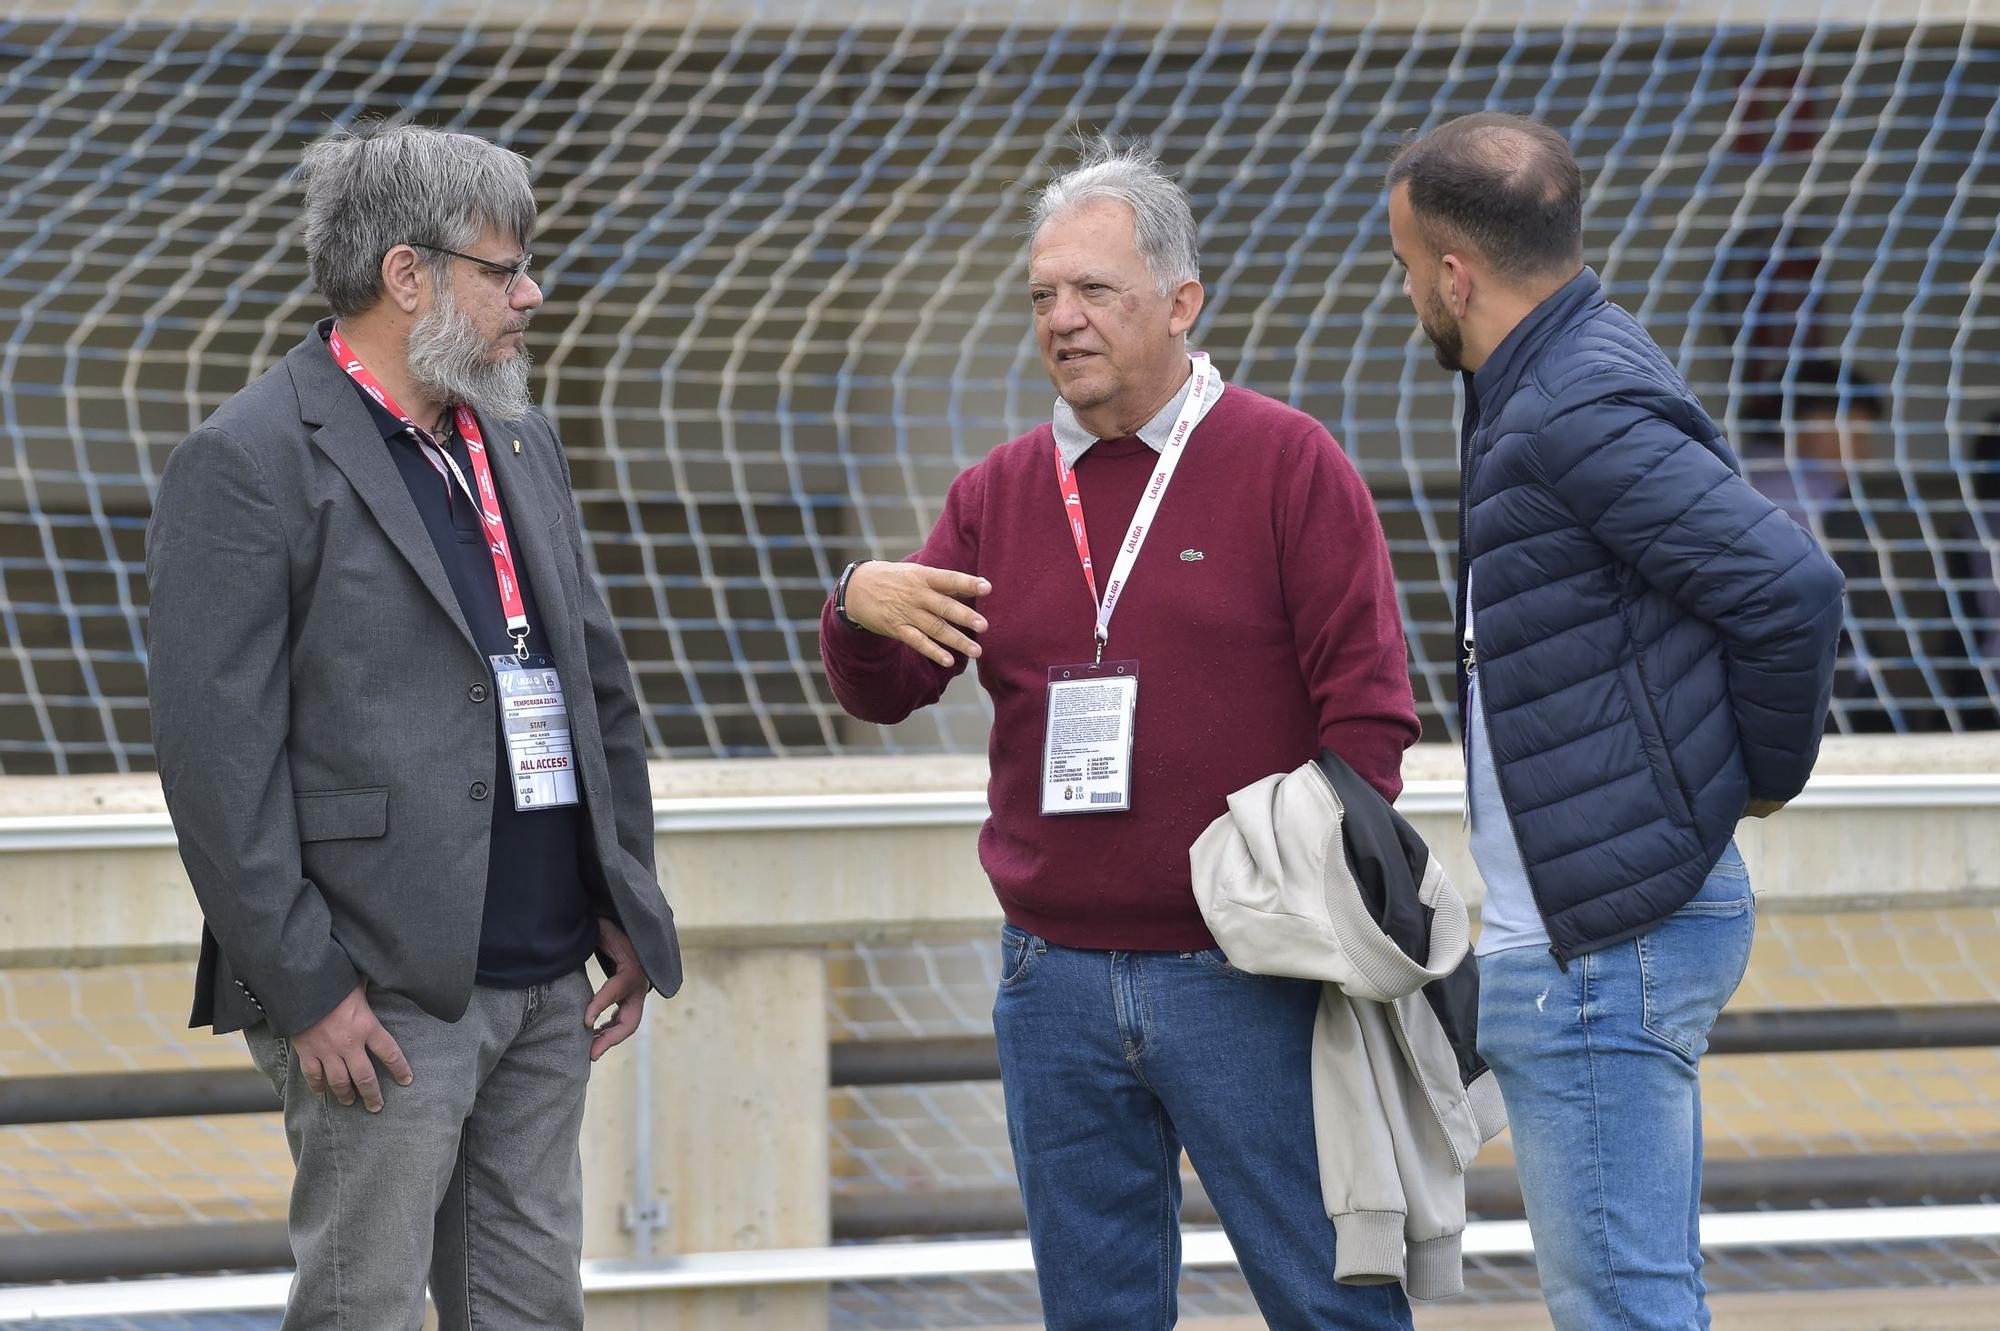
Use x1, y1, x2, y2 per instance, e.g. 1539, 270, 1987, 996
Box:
146, 325, 682, 1036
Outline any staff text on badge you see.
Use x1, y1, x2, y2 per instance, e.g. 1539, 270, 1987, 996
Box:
491, 654, 581, 811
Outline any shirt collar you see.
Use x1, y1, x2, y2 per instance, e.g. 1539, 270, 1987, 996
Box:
353, 378, 413, 443
1050, 359, 1227, 467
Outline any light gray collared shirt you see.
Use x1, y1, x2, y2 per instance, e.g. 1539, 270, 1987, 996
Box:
1050, 362, 1228, 468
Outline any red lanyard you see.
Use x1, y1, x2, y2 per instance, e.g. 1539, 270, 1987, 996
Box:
1053, 446, 1101, 623
327, 327, 532, 657
1051, 353, 1215, 663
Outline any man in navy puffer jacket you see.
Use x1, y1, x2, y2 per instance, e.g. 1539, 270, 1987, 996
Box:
1386, 113, 1844, 1330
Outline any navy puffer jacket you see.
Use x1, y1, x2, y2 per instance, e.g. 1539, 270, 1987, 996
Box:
1458, 269, 1844, 962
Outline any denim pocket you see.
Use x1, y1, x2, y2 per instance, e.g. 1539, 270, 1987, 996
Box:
1708, 841, 1749, 880
1638, 893, 1755, 1060
1190, 947, 1255, 980
242, 1023, 293, 1098
998, 924, 1042, 987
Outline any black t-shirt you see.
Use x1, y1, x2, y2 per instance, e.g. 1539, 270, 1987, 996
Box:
347, 373, 598, 987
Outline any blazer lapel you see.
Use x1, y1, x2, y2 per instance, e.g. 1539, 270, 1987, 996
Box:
481, 413, 581, 668
287, 331, 479, 656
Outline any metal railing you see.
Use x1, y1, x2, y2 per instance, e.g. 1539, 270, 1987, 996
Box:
4, 770, 1999, 856
7, 1206, 2000, 1323
7, 1004, 2000, 1282
5, 757, 1999, 1318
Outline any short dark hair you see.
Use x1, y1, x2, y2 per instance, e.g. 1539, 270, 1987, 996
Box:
1387, 112, 1583, 280
1742, 361, 1884, 445
1781, 360, 1884, 423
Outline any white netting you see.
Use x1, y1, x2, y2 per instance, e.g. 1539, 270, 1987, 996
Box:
0, 3, 1995, 771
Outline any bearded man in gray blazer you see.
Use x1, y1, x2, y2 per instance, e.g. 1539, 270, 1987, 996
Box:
145, 121, 681, 1331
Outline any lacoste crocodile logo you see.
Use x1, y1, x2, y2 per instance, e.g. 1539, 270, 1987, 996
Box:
1180, 549, 1204, 562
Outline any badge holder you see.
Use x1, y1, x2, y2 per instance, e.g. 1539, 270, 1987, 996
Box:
1040, 659, 1139, 815
490, 653, 580, 810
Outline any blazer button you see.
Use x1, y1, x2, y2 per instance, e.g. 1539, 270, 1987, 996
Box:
469, 683, 488, 703
470, 781, 490, 801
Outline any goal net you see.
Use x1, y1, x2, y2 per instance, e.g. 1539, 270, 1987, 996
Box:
1, 0, 1993, 769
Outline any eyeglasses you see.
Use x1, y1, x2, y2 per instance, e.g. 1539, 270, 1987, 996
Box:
407, 242, 535, 295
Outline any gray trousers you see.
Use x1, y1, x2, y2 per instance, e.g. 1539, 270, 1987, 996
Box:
244, 971, 592, 1331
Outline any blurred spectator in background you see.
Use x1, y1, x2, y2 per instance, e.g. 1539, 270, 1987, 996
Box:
1741, 362, 1932, 732
1739, 360, 1881, 533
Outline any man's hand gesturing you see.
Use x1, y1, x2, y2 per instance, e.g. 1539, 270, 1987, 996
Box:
844, 561, 992, 667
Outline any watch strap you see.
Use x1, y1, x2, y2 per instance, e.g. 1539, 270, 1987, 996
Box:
835, 559, 872, 629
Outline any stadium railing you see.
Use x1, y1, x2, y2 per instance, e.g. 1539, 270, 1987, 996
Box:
2, 735, 1998, 1326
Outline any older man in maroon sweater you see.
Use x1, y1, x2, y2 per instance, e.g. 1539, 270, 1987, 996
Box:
820, 138, 1419, 1330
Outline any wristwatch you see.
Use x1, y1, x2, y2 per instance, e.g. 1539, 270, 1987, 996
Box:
834, 559, 872, 630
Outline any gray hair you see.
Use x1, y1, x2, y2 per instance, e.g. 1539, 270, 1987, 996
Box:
1030, 135, 1201, 296
299, 121, 537, 318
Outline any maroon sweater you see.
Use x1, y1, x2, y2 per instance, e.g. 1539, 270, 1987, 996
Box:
820, 384, 1420, 951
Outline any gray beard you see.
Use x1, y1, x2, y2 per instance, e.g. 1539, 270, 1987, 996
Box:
405, 289, 534, 422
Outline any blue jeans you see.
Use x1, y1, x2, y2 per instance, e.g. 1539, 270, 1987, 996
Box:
1476, 845, 1756, 1331
992, 925, 1414, 1331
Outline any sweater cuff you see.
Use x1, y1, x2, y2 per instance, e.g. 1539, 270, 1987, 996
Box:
1322, 720, 1414, 803
1404, 1232, 1464, 1302
1331, 1210, 1406, 1288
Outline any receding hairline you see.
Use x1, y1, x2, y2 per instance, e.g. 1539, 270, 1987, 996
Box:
1388, 113, 1581, 275
1464, 123, 1569, 201
1390, 111, 1572, 181
1388, 176, 1476, 263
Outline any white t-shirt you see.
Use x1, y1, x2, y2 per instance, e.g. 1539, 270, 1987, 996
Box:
1465, 580, 1551, 957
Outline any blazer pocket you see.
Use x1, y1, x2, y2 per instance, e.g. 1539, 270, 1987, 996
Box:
293, 786, 389, 843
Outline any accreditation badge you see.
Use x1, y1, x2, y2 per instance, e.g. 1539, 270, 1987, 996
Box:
1040, 660, 1138, 815
489, 654, 580, 810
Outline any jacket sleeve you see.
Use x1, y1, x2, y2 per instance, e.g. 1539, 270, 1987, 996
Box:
819, 462, 981, 724
146, 427, 358, 1036
1534, 380, 1846, 802
1277, 426, 1421, 801
1310, 994, 1413, 1287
